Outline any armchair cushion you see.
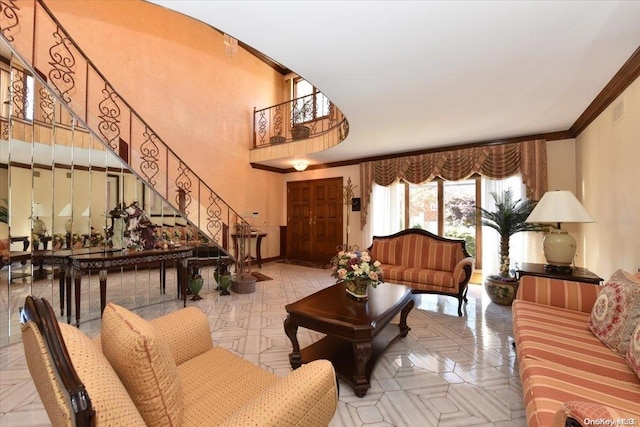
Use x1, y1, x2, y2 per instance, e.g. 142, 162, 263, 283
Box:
101, 303, 183, 427
21, 317, 145, 427
59, 323, 146, 426
150, 306, 213, 365
178, 346, 279, 425
588, 269, 640, 354
218, 360, 339, 427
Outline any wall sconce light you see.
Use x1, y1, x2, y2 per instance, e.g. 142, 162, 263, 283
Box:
58, 203, 73, 233
293, 161, 308, 172
525, 190, 595, 272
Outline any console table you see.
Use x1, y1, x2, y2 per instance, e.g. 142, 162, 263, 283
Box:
515, 262, 603, 285
47, 248, 119, 319
231, 231, 267, 268
50, 247, 192, 326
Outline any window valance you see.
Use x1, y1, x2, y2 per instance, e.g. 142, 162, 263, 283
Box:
359, 139, 547, 228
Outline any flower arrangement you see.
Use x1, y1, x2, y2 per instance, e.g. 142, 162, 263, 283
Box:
89, 228, 105, 247
331, 249, 383, 286
71, 233, 84, 248
52, 234, 65, 249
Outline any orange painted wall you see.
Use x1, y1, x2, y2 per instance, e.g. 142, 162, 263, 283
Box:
45, 0, 288, 257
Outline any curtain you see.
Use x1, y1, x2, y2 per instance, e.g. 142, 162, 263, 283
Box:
362, 181, 404, 246
360, 139, 547, 228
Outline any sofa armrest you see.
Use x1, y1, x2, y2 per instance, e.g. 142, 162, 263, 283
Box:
151, 306, 213, 365
453, 256, 475, 284
515, 276, 601, 313
218, 360, 338, 427
552, 401, 640, 427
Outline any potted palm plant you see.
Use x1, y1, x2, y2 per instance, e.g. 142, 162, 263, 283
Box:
476, 189, 543, 305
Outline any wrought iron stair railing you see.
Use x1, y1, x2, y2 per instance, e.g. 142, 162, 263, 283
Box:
0, 0, 253, 262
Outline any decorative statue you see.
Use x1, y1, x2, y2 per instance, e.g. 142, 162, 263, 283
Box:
138, 215, 157, 250
109, 203, 127, 250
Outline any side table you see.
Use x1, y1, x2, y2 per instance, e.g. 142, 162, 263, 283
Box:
515, 262, 603, 285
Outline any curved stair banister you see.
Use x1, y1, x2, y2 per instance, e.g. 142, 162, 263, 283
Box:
253, 93, 350, 148
0, 0, 251, 261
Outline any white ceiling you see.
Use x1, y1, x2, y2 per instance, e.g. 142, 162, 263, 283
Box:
149, 0, 640, 169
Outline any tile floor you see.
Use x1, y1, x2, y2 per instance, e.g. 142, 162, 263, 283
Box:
0, 261, 526, 426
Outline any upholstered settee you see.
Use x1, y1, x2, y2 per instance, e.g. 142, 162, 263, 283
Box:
368, 228, 475, 316
513, 273, 640, 427
21, 296, 339, 427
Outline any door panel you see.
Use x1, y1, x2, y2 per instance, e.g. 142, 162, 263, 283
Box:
287, 177, 343, 264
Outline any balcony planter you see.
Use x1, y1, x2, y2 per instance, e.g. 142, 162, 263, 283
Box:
291, 125, 310, 140
270, 135, 286, 144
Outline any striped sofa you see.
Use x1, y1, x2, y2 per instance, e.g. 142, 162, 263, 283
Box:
368, 228, 474, 316
513, 276, 640, 427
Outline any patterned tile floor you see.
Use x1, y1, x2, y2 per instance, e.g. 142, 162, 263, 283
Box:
0, 262, 526, 426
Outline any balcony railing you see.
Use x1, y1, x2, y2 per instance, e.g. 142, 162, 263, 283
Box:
0, 0, 252, 258
253, 93, 349, 148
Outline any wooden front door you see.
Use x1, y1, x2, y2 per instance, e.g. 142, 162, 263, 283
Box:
287, 177, 343, 264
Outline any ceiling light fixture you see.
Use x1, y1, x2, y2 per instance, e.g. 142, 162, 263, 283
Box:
293, 161, 308, 172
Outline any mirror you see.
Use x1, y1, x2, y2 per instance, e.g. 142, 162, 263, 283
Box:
0, 44, 196, 346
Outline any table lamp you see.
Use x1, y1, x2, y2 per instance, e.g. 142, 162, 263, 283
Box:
525, 190, 594, 272
58, 203, 73, 233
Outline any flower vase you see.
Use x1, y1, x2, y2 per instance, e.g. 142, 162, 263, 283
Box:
215, 273, 231, 296
344, 278, 370, 301
188, 275, 204, 301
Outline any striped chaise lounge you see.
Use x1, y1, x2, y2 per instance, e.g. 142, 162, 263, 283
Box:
513, 273, 640, 427
368, 228, 475, 316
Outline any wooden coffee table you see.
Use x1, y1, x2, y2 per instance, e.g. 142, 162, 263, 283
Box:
284, 281, 414, 397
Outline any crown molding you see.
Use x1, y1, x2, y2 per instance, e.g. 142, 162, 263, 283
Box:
570, 45, 640, 136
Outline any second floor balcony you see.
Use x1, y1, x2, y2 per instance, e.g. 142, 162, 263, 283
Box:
252, 92, 349, 165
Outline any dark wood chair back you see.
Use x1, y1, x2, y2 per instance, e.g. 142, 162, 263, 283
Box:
20, 296, 94, 426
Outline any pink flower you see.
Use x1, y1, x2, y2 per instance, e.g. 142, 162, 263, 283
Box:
368, 272, 379, 281
337, 268, 347, 279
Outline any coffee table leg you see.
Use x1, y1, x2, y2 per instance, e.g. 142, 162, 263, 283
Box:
284, 316, 301, 369
399, 298, 414, 337
353, 341, 372, 397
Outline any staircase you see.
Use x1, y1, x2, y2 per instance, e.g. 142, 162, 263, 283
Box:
0, 0, 251, 262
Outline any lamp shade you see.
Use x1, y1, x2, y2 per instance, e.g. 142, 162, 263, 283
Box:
58, 204, 72, 217
525, 190, 595, 270
525, 190, 594, 225
32, 203, 47, 218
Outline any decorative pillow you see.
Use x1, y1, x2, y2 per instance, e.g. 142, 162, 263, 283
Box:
101, 303, 183, 427
588, 269, 640, 354
59, 323, 146, 426
625, 322, 640, 379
